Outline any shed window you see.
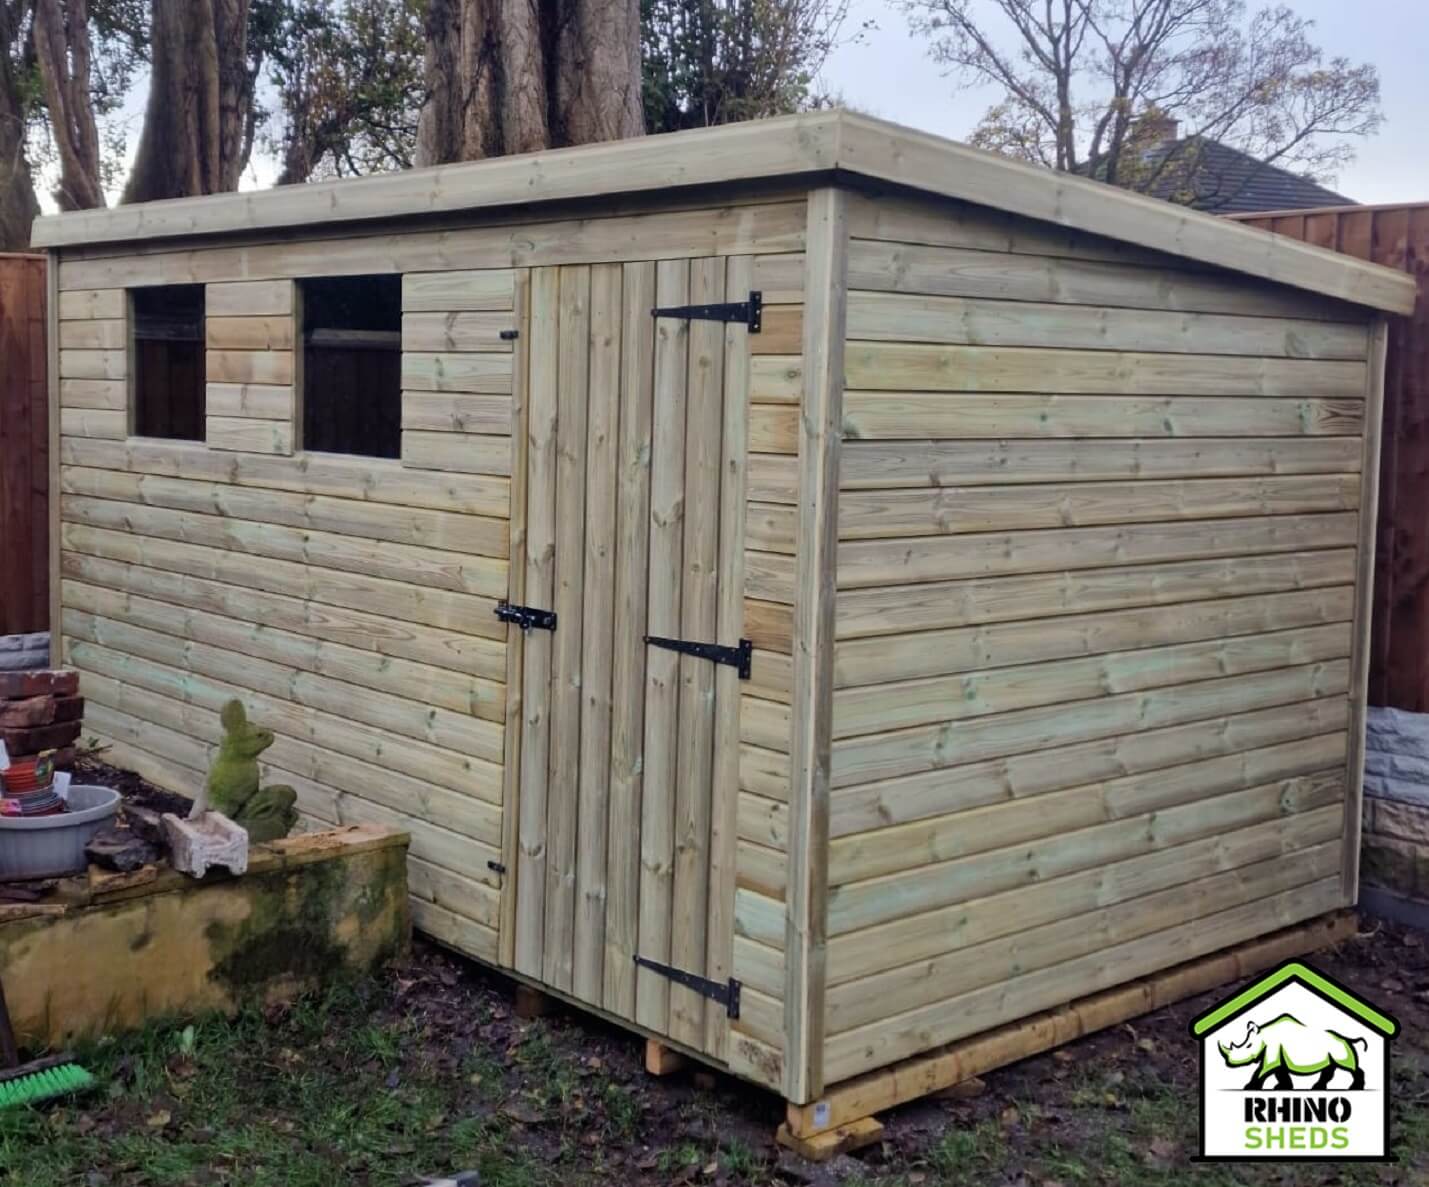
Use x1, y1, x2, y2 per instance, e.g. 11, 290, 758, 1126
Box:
300, 275, 402, 458
131, 285, 205, 441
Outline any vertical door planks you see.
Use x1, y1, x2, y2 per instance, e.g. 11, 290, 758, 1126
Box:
705, 255, 753, 1056
637, 259, 692, 1035
499, 270, 533, 968
604, 261, 657, 1017
574, 263, 622, 1001
544, 265, 592, 993
514, 266, 561, 979
512, 255, 750, 1057
669, 258, 727, 1048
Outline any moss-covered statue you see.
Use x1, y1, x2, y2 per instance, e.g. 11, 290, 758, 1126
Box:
190, 699, 299, 843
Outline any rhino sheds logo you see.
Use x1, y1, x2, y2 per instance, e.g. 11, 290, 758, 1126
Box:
1191, 960, 1398, 1161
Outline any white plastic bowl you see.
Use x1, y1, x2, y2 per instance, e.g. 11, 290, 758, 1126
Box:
0, 783, 121, 878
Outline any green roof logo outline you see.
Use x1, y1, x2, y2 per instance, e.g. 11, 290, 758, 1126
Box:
1190, 960, 1398, 1038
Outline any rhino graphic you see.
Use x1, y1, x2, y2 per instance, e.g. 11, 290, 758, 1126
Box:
1218, 1012, 1368, 1090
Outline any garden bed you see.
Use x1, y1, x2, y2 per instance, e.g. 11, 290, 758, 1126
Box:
0, 824, 410, 1048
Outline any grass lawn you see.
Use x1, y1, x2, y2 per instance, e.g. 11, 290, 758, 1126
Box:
0, 927, 1425, 1187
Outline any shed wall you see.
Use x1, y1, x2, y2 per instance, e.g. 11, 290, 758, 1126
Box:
1232, 206, 1429, 713
820, 190, 1377, 1085
49, 195, 805, 1069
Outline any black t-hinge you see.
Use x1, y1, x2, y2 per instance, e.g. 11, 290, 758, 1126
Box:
634, 955, 741, 1018
645, 635, 752, 680
651, 290, 762, 333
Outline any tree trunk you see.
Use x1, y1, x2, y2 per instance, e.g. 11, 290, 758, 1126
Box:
499, 0, 548, 155
123, 0, 252, 203
0, 2, 39, 248
415, 0, 638, 166
554, 0, 641, 145
33, 0, 105, 210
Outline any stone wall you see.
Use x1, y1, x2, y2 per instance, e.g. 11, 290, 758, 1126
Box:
1362, 707, 1429, 927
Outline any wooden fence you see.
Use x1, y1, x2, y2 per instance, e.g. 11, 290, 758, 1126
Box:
0, 254, 48, 637
1231, 204, 1429, 711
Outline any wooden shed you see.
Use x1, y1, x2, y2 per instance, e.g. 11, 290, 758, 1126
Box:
31, 113, 1417, 1148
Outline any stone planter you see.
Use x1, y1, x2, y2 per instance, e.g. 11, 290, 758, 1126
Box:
0, 824, 410, 1047
1362, 707, 1429, 929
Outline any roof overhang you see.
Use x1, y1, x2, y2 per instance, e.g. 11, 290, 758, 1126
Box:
31, 111, 1416, 316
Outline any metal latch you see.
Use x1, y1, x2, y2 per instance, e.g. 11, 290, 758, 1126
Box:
634, 955, 741, 1018
651, 290, 762, 333
496, 602, 557, 632
645, 635, 752, 680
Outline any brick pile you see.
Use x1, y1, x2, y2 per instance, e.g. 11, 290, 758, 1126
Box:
0, 670, 83, 769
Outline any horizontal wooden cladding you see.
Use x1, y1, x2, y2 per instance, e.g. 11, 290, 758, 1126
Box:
402, 270, 517, 313
206, 280, 294, 317
829, 694, 1348, 841
822, 874, 1346, 1081
60, 521, 504, 638
64, 578, 504, 719
845, 291, 1370, 360
833, 623, 1351, 741
826, 833, 1344, 1037
838, 475, 1358, 540
76, 683, 503, 885
65, 611, 505, 776
59, 378, 126, 410
402, 312, 518, 353
58, 288, 125, 320
206, 382, 293, 420
827, 801, 1345, 988
60, 495, 507, 599
206, 315, 294, 351
841, 394, 1364, 440
831, 658, 1350, 790
59, 437, 511, 519
401, 430, 512, 477
207, 349, 293, 385
401, 353, 514, 394
835, 586, 1354, 690
846, 239, 1362, 322
206, 416, 293, 455
838, 547, 1355, 640
839, 437, 1362, 488
402, 393, 512, 435
837, 512, 1358, 590
60, 409, 126, 440
57, 201, 808, 290
58, 319, 126, 350
828, 766, 1343, 937
844, 190, 1178, 269
62, 551, 505, 680
735, 886, 785, 948
59, 349, 125, 380
75, 660, 503, 840
830, 731, 1347, 887
843, 342, 1366, 398
60, 465, 507, 558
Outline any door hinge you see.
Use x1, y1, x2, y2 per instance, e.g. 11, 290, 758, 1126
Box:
496, 602, 557, 632
499, 328, 520, 341
487, 860, 507, 875
645, 635, 752, 680
634, 955, 741, 1018
651, 290, 762, 333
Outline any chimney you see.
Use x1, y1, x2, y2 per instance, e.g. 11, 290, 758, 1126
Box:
1141, 115, 1180, 145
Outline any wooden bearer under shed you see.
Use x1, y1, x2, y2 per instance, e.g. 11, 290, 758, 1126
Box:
32, 113, 1415, 1137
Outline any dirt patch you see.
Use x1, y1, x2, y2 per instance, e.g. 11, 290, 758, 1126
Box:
4, 906, 1424, 1185
73, 754, 193, 818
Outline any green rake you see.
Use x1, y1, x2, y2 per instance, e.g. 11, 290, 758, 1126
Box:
0, 972, 95, 1110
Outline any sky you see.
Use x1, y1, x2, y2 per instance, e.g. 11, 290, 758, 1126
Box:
57, 0, 1429, 208
820, 0, 1429, 205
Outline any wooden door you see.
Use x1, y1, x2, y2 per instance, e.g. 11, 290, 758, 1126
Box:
510, 257, 752, 1059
